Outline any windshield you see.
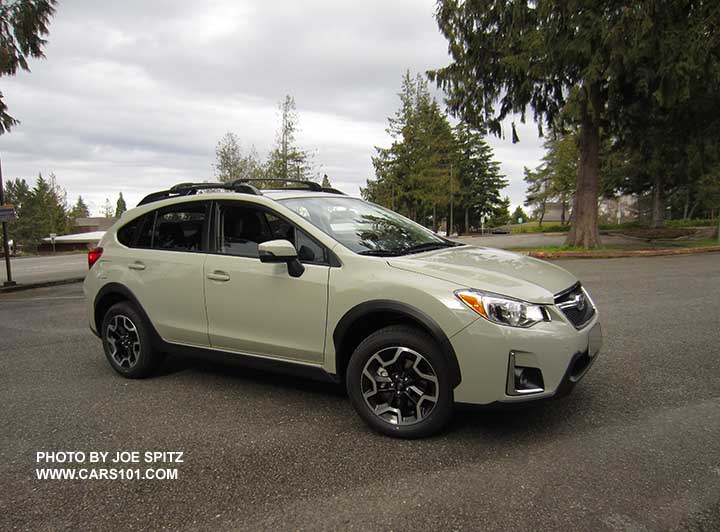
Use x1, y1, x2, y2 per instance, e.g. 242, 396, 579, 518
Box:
279, 196, 457, 256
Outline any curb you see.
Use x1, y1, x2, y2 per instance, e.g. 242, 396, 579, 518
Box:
0, 277, 85, 293
529, 246, 720, 260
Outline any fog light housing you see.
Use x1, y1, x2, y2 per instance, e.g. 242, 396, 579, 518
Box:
506, 352, 545, 395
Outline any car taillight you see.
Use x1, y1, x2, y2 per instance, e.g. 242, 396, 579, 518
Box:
88, 247, 103, 269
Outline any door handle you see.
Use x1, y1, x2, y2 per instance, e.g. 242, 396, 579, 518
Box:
128, 261, 146, 271
206, 271, 230, 282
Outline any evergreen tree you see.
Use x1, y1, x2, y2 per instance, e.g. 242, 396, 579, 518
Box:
488, 196, 511, 227
115, 192, 127, 217
4, 178, 33, 249
266, 95, 315, 182
5, 173, 70, 251
511, 206, 528, 224
430, 0, 720, 247
366, 72, 459, 224
0, 0, 57, 133
68, 196, 90, 224
454, 123, 507, 233
321, 174, 331, 188
365, 71, 507, 232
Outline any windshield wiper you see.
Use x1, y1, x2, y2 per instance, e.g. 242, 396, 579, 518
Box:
400, 242, 460, 255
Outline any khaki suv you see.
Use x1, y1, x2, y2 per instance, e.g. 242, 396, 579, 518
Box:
84, 180, 602, 438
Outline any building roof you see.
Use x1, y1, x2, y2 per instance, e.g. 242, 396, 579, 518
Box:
43, 231, 105, 244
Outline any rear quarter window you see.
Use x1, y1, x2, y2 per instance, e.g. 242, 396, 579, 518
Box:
116, 217, 143, 247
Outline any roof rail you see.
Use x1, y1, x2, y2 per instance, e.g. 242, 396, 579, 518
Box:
231, 178, 323, 192
231, 178, 345, 195
137, 181, 261, 206
137, 178, 346, 206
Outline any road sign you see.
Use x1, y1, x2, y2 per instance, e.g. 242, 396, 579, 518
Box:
0, 204, 16, 222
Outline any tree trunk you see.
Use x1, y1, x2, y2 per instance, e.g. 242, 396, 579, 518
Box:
651, 176, 665, 228
565, 84, 602, 248
464, 207, 469, 235
432, 203, 437, 233
539, 200, 545, 227
560, 197, 566, 225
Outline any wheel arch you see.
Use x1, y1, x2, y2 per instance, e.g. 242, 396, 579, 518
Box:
93, 283, 163, 347
332, 300, 462, 388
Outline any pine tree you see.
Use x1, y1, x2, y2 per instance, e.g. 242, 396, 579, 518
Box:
511, 206, 528, 224
68, 196, 90, 226
321, 174, 331, 188
488, 196, 511, 227
266, 95, 315, 182
5, 173, 70, 251
454, 123, 507, 233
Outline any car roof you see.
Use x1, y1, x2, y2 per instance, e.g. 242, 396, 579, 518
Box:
121, 189, 357, 220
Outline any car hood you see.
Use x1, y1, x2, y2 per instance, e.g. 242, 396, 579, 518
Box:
387, 245, 577, 304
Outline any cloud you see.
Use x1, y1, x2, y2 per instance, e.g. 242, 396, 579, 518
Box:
1, 0, 542, 215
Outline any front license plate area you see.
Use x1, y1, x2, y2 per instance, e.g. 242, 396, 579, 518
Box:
588, 322, 602, 358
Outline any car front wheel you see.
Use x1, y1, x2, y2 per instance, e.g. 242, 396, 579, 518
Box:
346, 325, 454, 438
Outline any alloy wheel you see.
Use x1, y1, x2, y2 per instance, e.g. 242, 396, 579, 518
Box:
361, 346, 439, 426
106, 314, 141, 369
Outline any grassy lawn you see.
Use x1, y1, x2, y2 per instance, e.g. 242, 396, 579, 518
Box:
496, 218, 718, 236
511, 238, 720, 255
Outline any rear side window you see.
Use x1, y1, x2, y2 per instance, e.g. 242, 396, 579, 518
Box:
116, 217, 142, 247
153, 203, 208, 252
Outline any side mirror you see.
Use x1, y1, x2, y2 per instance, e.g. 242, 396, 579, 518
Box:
258, 239, 305, 278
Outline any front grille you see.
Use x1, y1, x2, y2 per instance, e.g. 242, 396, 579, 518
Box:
554, 282, 595, 329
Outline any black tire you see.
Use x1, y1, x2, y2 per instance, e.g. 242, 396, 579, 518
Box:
346, 325, 454, 439
101, 301, 160, 379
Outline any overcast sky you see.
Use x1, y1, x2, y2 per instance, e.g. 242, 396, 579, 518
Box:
2, 0, 544, 216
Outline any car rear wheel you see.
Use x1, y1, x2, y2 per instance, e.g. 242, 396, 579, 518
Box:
346, 325, 454, 438
101, 302, 160, 378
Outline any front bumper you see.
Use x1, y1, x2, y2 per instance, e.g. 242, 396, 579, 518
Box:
450, 311, 602, 405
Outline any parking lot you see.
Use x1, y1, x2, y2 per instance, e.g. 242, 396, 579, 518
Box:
1, 253, 719, 531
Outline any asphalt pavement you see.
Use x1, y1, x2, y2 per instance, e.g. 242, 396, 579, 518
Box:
1, 253, 719, 531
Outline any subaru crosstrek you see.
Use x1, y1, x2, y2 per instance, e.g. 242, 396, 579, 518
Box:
84, 180, 602, 438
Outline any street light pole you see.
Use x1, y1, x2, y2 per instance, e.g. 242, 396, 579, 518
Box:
0, 153, 15, 286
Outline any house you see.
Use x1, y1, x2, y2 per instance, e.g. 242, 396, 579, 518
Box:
74, 217, 117, 233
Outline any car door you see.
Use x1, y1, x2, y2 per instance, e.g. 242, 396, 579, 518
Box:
203, 201, 330, 364
119, 201, 211, 347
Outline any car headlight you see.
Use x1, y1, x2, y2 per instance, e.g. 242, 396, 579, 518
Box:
455, 289, 549, 328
